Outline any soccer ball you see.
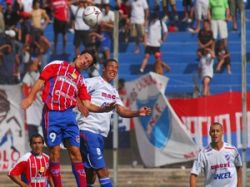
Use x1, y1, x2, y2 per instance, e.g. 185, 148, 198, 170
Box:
83, 6, 103, 28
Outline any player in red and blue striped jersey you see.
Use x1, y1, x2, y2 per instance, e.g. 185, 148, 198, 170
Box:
9, 134, 54, 187
21, 50, 115, 187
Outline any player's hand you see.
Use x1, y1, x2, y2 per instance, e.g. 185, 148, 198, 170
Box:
138, 106, 151, 116
21, 97, 33, 109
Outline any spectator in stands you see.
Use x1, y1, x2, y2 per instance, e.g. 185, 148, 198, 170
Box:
198, 47, 215, 96
4, 1, 20, 29
8, 134, 55, 187
17, 0, 33, 16
229, 0, 242, 31
197, 19, 214, 59
215, 41, 231, 74
117, 0, 130, 43
139, 12, 168, 73
30, 0, 50, 30
154, 52, 170, 75
190, 122, 242, 187
22, 58, 43, 140
208, 0, 230, 47
99, 2, 115, 61
32, 29, 51, 69
51, 0, 70, 55
127, 0, 149, 54
71, 0, 91, 56
182, 0, 193, 23
0, 4, 4, 33
161, 0, 179, 21
188, 0, 209, 33
0, 29, 21, 84
93, 0, 102, 9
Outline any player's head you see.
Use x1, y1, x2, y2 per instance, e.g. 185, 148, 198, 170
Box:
102, 59, 118, 82
30, 134, 44, 155
209, 122, 223, 144
73, 49, 96, 71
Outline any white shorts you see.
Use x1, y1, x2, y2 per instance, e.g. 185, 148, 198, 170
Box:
195, 0, 209, 20
211, 20, 228, 40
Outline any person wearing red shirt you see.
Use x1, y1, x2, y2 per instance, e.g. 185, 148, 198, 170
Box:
51, 0, 70, 54
21, 50, 115, 187
8, 134, 54, 187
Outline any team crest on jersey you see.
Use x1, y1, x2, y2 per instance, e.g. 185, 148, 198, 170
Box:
70, 72, 77, 79
224, 154, 230, 161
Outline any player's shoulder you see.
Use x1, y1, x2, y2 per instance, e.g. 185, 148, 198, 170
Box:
41, 152, 50, 159
224, 142, 238, 151
200, 145, 213, 153
16, 152, 32, 163
43, 60, 64, 69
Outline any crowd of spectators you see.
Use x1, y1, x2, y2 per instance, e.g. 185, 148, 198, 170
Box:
0, 0, 245, 97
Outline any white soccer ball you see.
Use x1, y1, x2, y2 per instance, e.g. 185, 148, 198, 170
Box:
83, 6, 103, 28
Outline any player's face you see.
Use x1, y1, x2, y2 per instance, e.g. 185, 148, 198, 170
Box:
30, 137, 44, 155
103, 61, 118, 82
209, 125, 223, 144
74, 53, 93, 70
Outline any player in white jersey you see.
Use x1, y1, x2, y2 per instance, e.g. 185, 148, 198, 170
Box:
190, 122, 242, 187
76, 59, 151, 187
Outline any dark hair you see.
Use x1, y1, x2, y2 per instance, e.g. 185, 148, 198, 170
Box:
103, 58, 118, 67
72, 49, 97, 65
30, 134, 44, 145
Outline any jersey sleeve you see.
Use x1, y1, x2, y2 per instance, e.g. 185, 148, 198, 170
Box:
39, 61, 61, 81
234, 147, 242, 167
115, 90, 124, 107
191, 150, 205, 176
8, 155, 27, 176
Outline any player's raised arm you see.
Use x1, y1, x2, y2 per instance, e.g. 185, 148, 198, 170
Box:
116, 105, 151, 118
21, 79, 45, 109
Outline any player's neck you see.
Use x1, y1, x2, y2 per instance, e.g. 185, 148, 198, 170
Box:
210, 141, 224, 151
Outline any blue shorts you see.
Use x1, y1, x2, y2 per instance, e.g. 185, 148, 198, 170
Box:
42, 107, 80, 148
80, 130, 106, 169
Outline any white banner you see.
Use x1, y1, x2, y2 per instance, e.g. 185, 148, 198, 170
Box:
125, 72, 199, 167
0, 85, 26, 171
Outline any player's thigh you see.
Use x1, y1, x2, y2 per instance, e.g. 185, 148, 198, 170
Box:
80, 130, 106, 169
42, 110, 63, 147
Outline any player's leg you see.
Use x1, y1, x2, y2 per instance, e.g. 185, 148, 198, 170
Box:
42, 108, 63, 187
63, 109, 86, 187
85, 167, 97, 187
80, 130, 112, 187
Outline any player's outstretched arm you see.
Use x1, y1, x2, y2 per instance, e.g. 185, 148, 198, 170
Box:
116, 105, 151, 118
81, 100, 116, 113
21, 79, 45, 109
189, 174, 197, 187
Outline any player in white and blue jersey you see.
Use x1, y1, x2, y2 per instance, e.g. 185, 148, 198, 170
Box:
190, 122, 242, 187
76, 59, 151, 187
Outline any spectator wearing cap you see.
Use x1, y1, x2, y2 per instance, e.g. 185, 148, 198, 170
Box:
139, 12, 168, 73
127, 0, 149, 54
